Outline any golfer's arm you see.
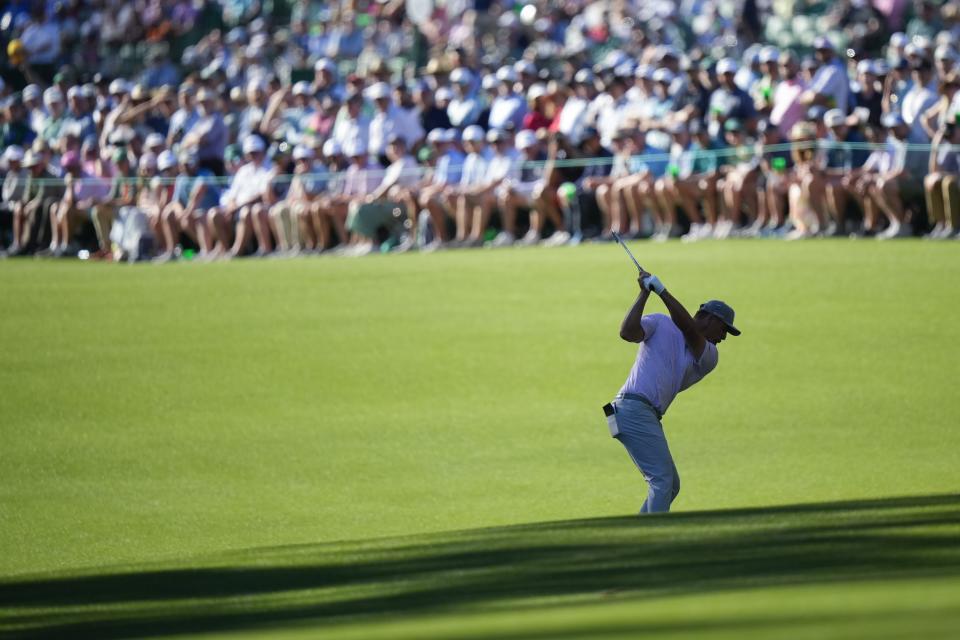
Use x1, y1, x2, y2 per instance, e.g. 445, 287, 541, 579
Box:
658, 290, 706, 359
619, 290, 650, 343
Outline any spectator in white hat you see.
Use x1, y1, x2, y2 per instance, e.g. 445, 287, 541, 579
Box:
330, 91, 370, 157
268, 145, 324, 254
522, 84, 551, 131
367, 82, 424, 162
312, 59, 342, 101
315, 139, 379, 253
39, 87, 66, 144
707, 58, 757, 139
444, 124, 490, 244
801, 37, 849, 113
493, 129, 545, 247
167, 85, 199, 147
406, 128, 465, 248
448, 69, 481, 128
347, 135, 422, 254
487, 66, 527, 131
207, 134, 273, 258
182, 88, 229, 175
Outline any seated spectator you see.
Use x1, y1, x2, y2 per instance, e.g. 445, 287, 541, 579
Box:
594, 129, 641, 240
446, 125, 490, 245
346, 135, 420, 255
785, 122, 825, 239
457, 128, 520, 247
870, 112, 929, 239
42, 150, 103, 256
316, 140, 378, 254
716, 118, 761, 238
448, 68, 481, 128
207, 135, 272, 259
708, 58, 757, 140
367, 81, 424, 164
821, 109, 870, 235
269, 145, 325, 255
522, 84, 551, 132
902, 58, 939, 139
550, 127, 613, 245
801, 37, 849, 112
752, 120, 793, 235
924, 123, 960, 238
2, 146, 29, 250
494, 129, 545, 247
8, 150, 63, 255
2, 95, 37, 148
158, 149, 222, 260
91, 148, 137, 260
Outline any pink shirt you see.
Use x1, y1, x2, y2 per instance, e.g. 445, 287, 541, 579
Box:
770, 79, 806, 138
619, 314, 719, 415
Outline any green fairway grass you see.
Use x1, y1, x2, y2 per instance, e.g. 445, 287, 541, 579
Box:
2, 241, 959, 638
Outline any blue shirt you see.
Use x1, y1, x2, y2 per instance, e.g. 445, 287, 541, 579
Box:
172, 169, 221, 210
434, 149, 465, 185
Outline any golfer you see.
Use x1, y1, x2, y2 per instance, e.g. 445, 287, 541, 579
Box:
605, 270, 740, 513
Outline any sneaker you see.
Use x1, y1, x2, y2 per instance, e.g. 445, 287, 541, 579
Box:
518, 229, 541, 246
393, 235, 417, 253
681, 223, 702, 243
785, 228, 810, 241
936, 225, 955, 239
876, 222, 900, 240
924, 223, 944, 239
490, 230, 516, 247
542, 230, 571, 246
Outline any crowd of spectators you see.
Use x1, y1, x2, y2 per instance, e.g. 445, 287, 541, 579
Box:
2, 0, 960, 262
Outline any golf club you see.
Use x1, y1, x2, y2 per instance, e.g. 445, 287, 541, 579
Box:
611, 231, 644, 272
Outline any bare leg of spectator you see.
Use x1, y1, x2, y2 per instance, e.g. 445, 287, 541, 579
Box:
943, 176, 959, 236
249, 204, 274, 255
207, 208, 232, 257
924, 173, 946, 237
497, 190, 519, 238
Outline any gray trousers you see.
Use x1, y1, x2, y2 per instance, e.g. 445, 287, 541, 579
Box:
613, 397, 680, 513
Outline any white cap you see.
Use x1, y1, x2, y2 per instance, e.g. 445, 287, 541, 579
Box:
343, 139, 367, 157
138, 152, 157, 170
462, 125, 485, 142
67, 86, 81, 100
367, 81, 391, 100
716, 58, 739, 75
890, 32, 908, 48
450, 67, 473, 85
481, 75, 498, 91
759, 46, 780, 63
440, 128, 458, 143
495, 66, 517, 83
292, 145, 314, 160
157, 149, 177, 171
43, 87, 64, 104
426, 128, 445, 143
292, 81, 312, 96
3, 145, 24, 162
514, 60, 536, 76
145, 132, 165, 149
322, 139, 342, 157
246, 78, 266, 93
435, 86, 453, 102
823, 108, 846, 128
486, 128, 506, 143
527, 83, 547, 101
22, 84, 41, 100
935, 45, 957, 61
314, 58, 336, 73
515, 130, 537, 150
652, 68, 675, 84
242, 134, 266, 154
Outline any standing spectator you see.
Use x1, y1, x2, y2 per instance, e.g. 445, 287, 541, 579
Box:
802, 37, 850, 112
708, 59, 757, 140
770, 51, 806, 138
488, 66, 527, 131
901, 58, 939, 139
367, 82, 424, 164
39, 87, 67, 145
167, 85, 199, 147
331, 91, 371, 156
182, 88, 228, 175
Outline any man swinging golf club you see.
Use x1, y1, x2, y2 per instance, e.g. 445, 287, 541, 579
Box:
604, 262, 740, 514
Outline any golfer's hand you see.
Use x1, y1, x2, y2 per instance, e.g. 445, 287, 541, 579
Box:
640, 271, 666, 295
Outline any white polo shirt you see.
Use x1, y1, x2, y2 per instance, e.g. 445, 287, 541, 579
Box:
619, 313, 719, 415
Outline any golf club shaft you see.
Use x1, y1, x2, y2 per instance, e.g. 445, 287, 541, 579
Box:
612, 232, 644, 272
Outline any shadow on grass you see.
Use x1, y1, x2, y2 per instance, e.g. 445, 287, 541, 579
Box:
3, 493, 960, 639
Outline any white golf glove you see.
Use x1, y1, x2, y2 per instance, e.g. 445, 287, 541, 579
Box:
642, 274, 666, 295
